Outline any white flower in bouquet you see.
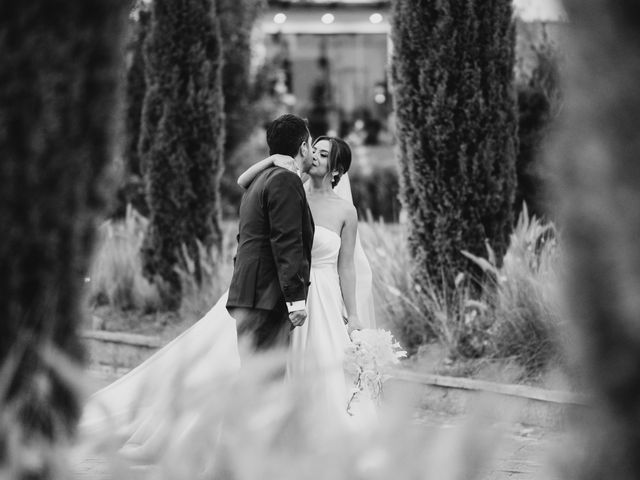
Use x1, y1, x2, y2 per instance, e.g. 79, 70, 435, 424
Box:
343, 329, 407, 415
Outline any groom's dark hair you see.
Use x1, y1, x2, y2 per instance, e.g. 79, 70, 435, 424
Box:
266, 114, 310, 158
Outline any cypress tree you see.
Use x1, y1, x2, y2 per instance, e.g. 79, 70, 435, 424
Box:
119, 4, 152, 217
217, 0, 265, 217
548, 1, 640, 479
218, 0, 263, 159
515, 35, 560, 221
140, 0, 225, 308
0, 0, 128, 470
390, 0, 517, 291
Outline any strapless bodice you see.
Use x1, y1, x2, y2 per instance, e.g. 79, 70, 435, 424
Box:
311, 226, 341, 268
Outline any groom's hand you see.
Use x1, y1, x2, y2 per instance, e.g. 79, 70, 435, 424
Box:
289, 310, 307, 328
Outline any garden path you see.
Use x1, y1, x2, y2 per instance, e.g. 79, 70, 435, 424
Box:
71, 369, 563, 480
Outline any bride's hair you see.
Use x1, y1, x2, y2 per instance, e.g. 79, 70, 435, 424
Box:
312, 136, 352, 188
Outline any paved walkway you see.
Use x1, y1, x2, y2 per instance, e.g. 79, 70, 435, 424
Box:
72, 415, 561, 479
72, 370, 563, 480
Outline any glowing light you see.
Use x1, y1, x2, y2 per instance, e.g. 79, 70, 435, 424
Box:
273, 13, 287, 24
369, 13, 383, 24
374, 93, 386, 104
321, 13, 335, 24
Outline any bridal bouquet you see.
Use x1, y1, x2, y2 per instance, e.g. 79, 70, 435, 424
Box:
343, 329, 407, 415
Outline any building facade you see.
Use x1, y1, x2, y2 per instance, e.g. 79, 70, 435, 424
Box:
258, 0, 564, 142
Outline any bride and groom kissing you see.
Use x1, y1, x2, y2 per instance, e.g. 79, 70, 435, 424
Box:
227, 113, 375, 420
80, 113, 375, 448
227, 113, 366, 356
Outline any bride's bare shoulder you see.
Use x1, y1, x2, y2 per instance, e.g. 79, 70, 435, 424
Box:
330, 194, 357, 221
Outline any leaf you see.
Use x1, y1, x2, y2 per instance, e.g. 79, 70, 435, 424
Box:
461, 250, 498, 276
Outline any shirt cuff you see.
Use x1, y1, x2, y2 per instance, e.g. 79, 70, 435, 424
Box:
286, 300, 306, 313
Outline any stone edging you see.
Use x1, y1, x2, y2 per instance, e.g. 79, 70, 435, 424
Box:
80, 330, 165, 349
389, 368, 589, 406
81, 329, 587, 407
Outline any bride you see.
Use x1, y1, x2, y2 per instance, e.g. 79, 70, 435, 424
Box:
79, 134, 375, 453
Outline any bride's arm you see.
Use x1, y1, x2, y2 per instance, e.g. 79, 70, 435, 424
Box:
237, 154, 296, 189
337, 205, 363, 332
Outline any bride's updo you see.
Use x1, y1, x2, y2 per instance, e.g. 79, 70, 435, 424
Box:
313, 136, 352, 188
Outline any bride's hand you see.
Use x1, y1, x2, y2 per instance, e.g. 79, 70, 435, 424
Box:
272, 154, 296, 172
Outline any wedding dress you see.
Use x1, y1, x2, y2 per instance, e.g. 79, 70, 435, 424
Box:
79, 173, 375, 445
288, 226, 353, 424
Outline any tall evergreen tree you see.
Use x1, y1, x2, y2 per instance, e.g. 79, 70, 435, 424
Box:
0, 0, 128, 472
140, 0, 225, 308
119, 4, 152, 217
515, 32, 560, 221
390, 0, 517, 292
217, 0, 265, 217
218, 0, 263, 159
548, 1, 640, 479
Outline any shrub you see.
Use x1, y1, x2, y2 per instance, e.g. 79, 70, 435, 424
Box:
358, 221, 433, 353
176, 221, 237, 324
218, 0, 265, 159
114, 5, 152, 219
359, 207, 563, 374
515, 35, 561, 221
88, 208, 237, 322
546, 1, 640, 476
88, 207, 161, 312
0, 0, 129, 471
462, 205, 563, 375
390, 0, 518, 295
140, 0, 225, 309
350, 167, 401, 223
78, 348, 502, 480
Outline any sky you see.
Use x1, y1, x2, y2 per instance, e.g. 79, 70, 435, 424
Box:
513, 0, 566, 22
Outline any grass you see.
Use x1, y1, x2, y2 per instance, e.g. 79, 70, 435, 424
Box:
88, 206, 160, 312
87, 205, 565, 381
2, 342, 520, 480
86, 208, 237, 338
359, 206, 565, 382
76, 342, 514, 480
462, 204, 564, 378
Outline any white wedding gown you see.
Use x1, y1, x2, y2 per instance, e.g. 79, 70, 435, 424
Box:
80, 174, 375, 447
288, 226, 355, 425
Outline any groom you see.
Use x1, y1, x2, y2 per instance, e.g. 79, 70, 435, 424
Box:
226, 114, 315, 351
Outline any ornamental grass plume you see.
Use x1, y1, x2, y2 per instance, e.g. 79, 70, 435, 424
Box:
89, 206, 160, 311
462, 204, 564, 376
75, 345, 504, 480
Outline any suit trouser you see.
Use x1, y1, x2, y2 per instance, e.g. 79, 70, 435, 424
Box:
228, 300, 290, 353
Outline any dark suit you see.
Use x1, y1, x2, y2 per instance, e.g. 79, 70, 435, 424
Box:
226, 166, 314, 350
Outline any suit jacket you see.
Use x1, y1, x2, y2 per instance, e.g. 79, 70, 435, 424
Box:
226, 166, 314, 311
